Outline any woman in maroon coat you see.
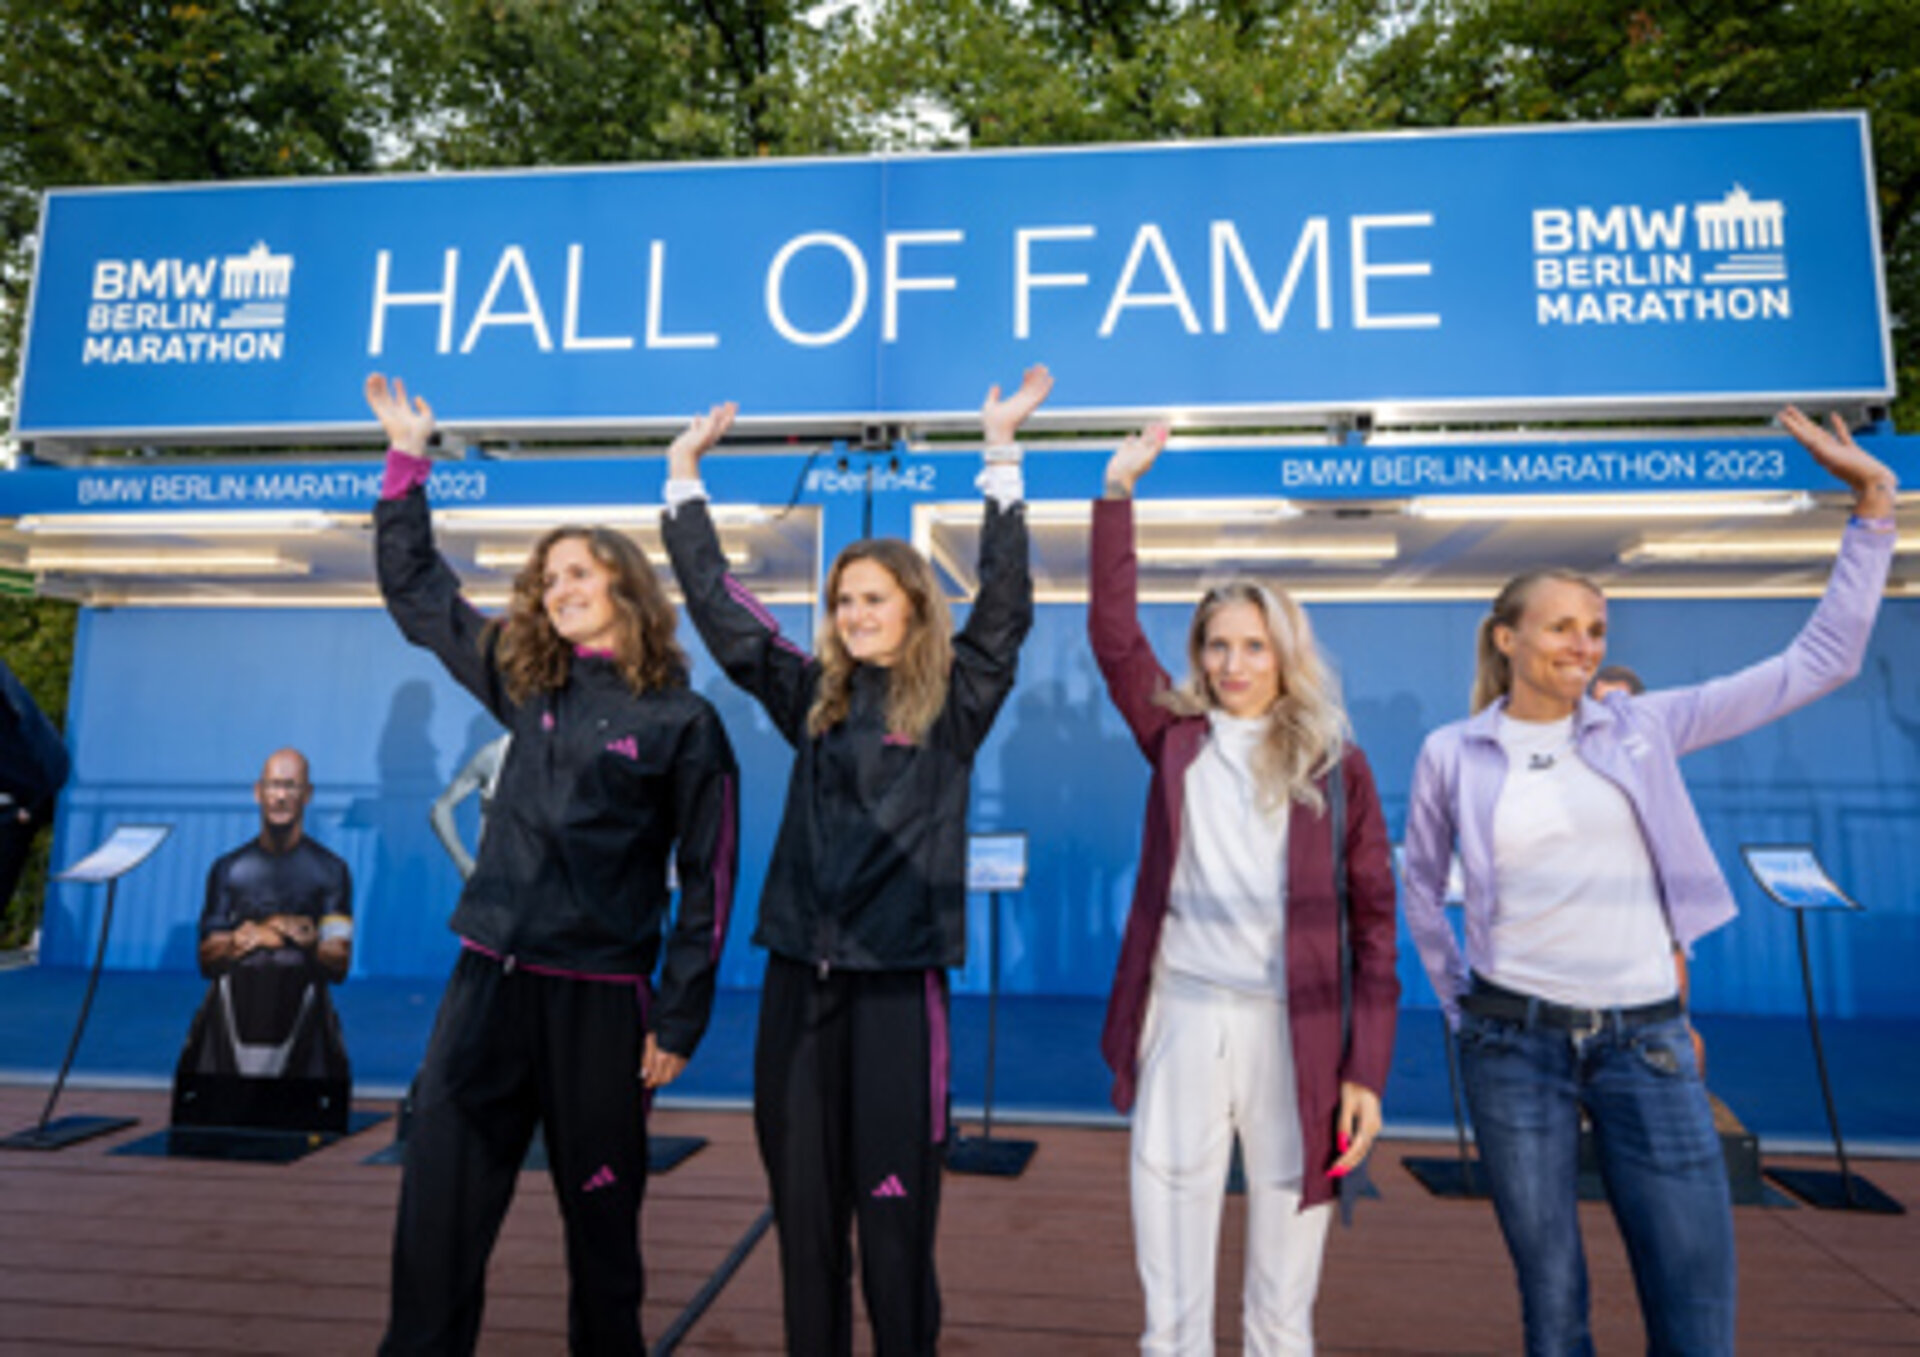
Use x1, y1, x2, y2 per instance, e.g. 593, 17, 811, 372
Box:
1091, 425, 1400, 1356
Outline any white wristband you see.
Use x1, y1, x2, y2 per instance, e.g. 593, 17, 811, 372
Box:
663, 478, 709, 515
982, 442, 1023, 466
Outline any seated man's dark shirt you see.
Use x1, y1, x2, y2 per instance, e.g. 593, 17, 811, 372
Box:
185, 838, 352, 1079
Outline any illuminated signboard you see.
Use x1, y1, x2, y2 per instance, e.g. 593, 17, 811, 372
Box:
13, 113, 1890, 445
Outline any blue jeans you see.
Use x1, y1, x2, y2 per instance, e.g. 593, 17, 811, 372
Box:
1459, 999, 1736, 1356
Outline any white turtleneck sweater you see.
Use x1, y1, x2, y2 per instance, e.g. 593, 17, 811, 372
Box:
1160, 710, 1291, 995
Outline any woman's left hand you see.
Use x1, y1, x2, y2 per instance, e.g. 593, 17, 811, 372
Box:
1328, 1080, 1382, 1178
667, 402, 738, 483
1779, 405, 1899, 518
639, 1033, 688, 1089
982, 364, 1054, 445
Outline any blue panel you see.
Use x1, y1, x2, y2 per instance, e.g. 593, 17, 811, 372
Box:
40, 576, 1920, 1020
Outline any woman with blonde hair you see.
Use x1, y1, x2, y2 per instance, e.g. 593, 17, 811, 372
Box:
366, 374, 739, 1355
1092, 425, 1400, 1356
660, 367, 1051, 1356
1400, 407, 1898, 1354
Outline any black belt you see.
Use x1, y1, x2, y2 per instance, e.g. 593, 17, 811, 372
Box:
1461, 977, 1683, 1035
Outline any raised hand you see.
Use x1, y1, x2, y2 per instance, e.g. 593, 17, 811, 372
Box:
982, 364, 1054, 445
1103, 423, 1169, 499
365, 373, 436, 458
667, 402, 739, 483
1779, 405, 1899, 518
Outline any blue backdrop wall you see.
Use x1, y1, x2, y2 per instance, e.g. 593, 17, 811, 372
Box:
43, 588, 1920, 1018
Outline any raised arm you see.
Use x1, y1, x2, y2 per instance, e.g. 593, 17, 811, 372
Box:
1087, 425, 1179, 756
366, 374, 509, 721
644, 704, 741, 1087
1642, 407, 1898, 754
660, 403, 819, 744
949, 367, 1050, 752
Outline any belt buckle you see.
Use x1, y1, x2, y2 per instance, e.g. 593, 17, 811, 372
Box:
1569, 1007, 1603, 1040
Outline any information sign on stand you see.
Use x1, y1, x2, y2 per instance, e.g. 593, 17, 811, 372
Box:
1, 825, 171, 1151
1742, 845, 1903, 1214
948, 833, 1037, 1177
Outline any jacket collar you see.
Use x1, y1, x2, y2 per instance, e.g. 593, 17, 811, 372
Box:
1464, 693, 1614, 746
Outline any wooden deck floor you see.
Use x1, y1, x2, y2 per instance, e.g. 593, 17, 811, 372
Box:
1, 1085, 1916, 1354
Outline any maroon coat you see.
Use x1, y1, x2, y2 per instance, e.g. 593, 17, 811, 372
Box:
1090, 497, 1400, 1209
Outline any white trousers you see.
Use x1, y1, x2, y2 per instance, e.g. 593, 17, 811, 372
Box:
1132, 967, 1333, 1357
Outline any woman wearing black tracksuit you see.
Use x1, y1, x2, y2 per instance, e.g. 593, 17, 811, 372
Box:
660, 368, 1050, 1355
366, 374, 739, 1356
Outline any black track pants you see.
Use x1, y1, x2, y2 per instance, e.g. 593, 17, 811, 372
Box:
382, 949, 650, 1356
754, 954, 949, 1357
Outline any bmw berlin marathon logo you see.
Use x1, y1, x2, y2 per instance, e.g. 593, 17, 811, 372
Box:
82, 241, 293, 366
1533, 184, 1789, 328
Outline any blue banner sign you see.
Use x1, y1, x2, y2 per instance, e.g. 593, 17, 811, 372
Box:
3, 429, 1902, 519
14, 114, 1890, 445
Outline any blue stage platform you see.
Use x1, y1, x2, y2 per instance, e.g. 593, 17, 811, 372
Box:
2, 965, 1915, 1155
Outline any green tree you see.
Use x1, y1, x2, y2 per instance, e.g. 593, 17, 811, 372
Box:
1364, 0, 1920, 428
0, 0, 390, 414
0, 0, 387, 939
381, 0, 846, 167
0, 595, 78, 949
818, 0, 1396, 149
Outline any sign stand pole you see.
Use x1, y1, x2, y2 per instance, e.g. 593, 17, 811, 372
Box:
2, 825, 171, 1151
948, 833, 1036, 1177
1742, 844, 1903, 1214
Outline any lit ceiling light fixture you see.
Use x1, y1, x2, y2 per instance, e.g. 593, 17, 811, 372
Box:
998, 498, 1302, 527
1405, 491, 1814, 521
470, 542, 754, 571
1620, 533, 1915, 563
25, 548, 308, 576
13, 510, 337, 535
1137, 537, 1398, 565
434, 503, 770, 532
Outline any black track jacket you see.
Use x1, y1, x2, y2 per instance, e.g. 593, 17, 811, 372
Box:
375, 487, 739, 1057
664, 496, 1031, 972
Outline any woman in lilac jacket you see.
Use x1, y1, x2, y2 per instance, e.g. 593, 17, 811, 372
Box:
1401, 407, 1898, 1356
1093, 425, 1399, 1355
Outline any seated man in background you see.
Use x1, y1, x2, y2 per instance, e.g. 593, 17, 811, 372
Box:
178, 748, 353, 1096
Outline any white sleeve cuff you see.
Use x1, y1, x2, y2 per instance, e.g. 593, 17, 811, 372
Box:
975, 461, 1025, 510
663, 478, 709, 515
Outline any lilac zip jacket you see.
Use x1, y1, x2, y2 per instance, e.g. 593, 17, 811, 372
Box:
1403, 519, 1897, 1027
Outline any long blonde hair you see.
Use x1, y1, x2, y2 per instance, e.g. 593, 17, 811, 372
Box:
808, 539, 954, 742
493, 526, 689, 703
1470, 567, 1604, 714
1155, 579, 1349, 813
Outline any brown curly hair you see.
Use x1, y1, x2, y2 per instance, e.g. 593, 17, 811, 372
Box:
492, 526, 688, 703
807, 538, 953, 742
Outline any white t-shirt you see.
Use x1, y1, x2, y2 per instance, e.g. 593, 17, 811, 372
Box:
1485, 712, 1678, 1008
1161, 711, 1290, 995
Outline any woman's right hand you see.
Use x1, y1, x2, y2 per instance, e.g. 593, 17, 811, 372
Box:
365, 373, 435, 458
1779, 405, 1899, 519
1103, 423, 1169, 500
667, 402, 739, 482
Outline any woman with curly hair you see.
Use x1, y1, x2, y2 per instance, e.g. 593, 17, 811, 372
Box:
365, 373, 739, 1356
660, 367, 1050, 1356
1092, 424, 1399, 1357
